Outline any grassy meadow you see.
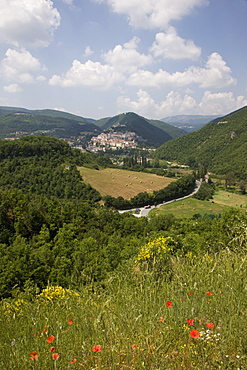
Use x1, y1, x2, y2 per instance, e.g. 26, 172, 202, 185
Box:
78, 167, 175, 199
1, 243, 247, 369
150, 190, 247, 219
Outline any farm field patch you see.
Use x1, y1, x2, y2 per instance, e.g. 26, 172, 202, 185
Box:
150, 190, 246, 218
78, 167, 175, 199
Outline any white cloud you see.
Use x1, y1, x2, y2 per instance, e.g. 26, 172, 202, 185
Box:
103, 37, 153, 72
118, 89, 197, 117
84, 46, 94, 57
127, 53, 236, 89
118, 89, 247, 118
199, 53, 236, 88
3, 83, 22, 93
60, 0, 73, 4
49, 37, 153, 89
199, 91, 247, 115
0, 0, 60, 47
49, 59, 124, 89
150, 27, 201, 60
1, 48, 46, 83
93, 0, 209, 29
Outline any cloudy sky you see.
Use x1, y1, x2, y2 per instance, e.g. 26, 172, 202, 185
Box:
0, 0, 247, 119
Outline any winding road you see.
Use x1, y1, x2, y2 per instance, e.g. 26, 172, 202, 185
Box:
119, 180, 201, 218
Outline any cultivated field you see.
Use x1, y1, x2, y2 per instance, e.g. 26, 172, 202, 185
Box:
150, 189, 247, 218
78, 167, 175, 199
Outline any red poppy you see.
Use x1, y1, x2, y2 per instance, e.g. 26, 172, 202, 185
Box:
68, 318, 73, 325
187, 292, 192, 296
159, 316, 165, 322
46, 335, 55, 343
30, 352, 39, 360
49, 346, 56, 352
206, 322, 215, 329
166, 301, 172, 308
92, 345, 101, 352
206, 292, 212, 296
43, 326, 48, 333
189, 330, 200, 339
70, 358, 77, 363
52, 353, 60, 360
186, 319, 195, 326
131, 344, 138, 348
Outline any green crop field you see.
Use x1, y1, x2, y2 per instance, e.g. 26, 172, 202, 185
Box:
150, 189, 247, 218
78, 167, 175, 199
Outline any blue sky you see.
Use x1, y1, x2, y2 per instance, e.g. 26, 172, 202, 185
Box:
0, 0, 246, 119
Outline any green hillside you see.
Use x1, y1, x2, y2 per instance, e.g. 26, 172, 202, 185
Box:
0, 108, 100, 139
0, 136, 106, 202
0, 106, 93, 124
155, 106, 247, 178
147, 118, 186, 138
98, 112, 175, 147
0, 107, 184, 146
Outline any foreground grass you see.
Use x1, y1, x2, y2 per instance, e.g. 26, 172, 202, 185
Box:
1, 250, 247, 369
78, 167, 175, 199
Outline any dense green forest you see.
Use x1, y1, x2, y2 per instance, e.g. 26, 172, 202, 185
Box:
0, 136, 112, 201
155, 106, 247, 179
0, 186, 246, 299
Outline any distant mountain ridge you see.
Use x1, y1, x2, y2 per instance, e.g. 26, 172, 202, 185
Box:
156, 106, 247, 178
93, 112, 185, 147
161, 114, 219, 132
0, 107, 185, 148
0, 106, 100, 140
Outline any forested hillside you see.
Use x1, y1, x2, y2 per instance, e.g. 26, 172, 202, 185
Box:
0, 136, 111, 201
95, 112, 180, 147
0, 107, 184, 147
155, 106, 247, 178
0, 110, 100, 139
0, 186, 245, 299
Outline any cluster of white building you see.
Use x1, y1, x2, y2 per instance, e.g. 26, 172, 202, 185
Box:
90, 130, 138, 150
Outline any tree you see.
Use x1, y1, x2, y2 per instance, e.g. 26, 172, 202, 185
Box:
239, 180, 246, 194
225, 171, 235, 188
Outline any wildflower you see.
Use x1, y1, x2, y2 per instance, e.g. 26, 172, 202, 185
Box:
30, 352, 39, 360
206, 323, 215, 329
68, 318, 73, 325
206, 292, 212, 296
92, 345, 101, 352
70, 358, 77, 363
186, 319, 195, 326
46, 335, 55, 343
43, 326, 47, 333
166, 301, 172, 308
159, 316, 165, 322
52, 353, 60, 360
189, 330, 201, 339
132, 344, 138, 348
49, 346, 56, 352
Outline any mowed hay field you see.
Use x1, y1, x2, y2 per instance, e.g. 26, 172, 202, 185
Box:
78, 167, 175, 199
